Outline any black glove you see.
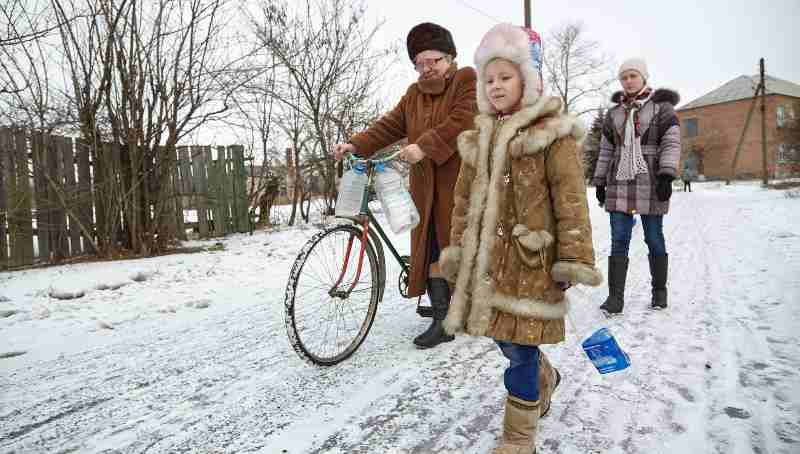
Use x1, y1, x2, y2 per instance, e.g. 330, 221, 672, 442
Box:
595, 185, 606, 206
656, 175, 674, 202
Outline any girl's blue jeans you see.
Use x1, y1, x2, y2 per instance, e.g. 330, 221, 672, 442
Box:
495, 340, 540, 402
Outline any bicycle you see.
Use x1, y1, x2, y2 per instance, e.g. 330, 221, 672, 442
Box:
284, 151, 432, 366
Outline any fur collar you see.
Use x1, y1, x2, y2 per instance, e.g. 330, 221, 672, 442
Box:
611, 88, 680, 106
458, 96, 585, 166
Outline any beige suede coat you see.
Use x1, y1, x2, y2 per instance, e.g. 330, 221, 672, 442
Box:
439, 96, 603, 345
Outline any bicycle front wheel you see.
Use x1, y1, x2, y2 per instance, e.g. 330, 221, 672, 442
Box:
284, 224, 380, 366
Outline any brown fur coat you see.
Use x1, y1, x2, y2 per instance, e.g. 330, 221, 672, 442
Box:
349, 65, 477, 297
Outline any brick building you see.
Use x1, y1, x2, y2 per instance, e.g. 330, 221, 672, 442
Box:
676, 75, 800, 180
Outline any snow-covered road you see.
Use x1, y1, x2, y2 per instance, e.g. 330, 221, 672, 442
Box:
2, 182, 798, 453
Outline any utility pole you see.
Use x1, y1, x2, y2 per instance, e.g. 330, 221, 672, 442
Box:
524, 0, 531, 28
727, 85, 761, 185
727, 58, 770, 185
760, 58, 769, 186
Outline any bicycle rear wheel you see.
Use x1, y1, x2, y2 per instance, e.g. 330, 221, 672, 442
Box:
284, 224, 380, 366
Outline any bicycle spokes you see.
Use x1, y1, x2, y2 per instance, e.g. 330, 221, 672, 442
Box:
285, 224, 380, 366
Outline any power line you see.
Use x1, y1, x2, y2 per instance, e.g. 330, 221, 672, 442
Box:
452, 0, 504, 24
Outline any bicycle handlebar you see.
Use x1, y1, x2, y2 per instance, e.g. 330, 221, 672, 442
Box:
345, 149, 403, 165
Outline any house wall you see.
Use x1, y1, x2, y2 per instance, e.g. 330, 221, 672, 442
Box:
677, 95, 800, 180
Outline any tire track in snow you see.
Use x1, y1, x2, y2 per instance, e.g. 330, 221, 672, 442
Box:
536, 192, 724, 453
699, 190, 800, 454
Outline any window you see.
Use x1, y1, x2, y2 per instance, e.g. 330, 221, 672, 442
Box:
777, 105, 785, 128
683, 118, 698, 138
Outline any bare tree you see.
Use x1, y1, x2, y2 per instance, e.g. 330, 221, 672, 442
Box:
1, 1, 108, 262
52, 0, 247, 255
542, 21, 616, 117
226, 48, 286, 225
0, 0, 73, 128
248, 0, 393, 220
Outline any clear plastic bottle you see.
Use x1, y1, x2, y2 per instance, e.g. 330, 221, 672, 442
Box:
335, 169, 368, 217
374, 167, 420, 234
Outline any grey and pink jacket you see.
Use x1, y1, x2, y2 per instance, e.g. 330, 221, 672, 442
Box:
592, 88, 681, 215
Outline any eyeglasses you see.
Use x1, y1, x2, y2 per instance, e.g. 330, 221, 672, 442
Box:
414, 56, 445, 71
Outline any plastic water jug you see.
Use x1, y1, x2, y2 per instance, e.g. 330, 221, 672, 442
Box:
581, 327, 630, 374
335, 168, 368, 217
374, 167, 420, 234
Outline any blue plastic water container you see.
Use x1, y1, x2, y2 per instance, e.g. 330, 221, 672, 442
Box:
582, 327, 631, 374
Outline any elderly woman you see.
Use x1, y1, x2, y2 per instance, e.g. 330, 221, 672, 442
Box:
334, 22, 477, 348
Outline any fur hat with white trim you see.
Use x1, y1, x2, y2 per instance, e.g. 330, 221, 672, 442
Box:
474, 23, 543, 115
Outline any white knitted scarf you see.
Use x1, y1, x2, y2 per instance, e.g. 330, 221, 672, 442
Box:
616, 87, 652, 181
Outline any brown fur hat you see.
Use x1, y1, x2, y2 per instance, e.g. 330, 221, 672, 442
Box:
406, 22, 457, 62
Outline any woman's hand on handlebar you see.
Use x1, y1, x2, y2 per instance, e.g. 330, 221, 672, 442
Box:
333, 143, 356, 161
398, 143, 424, 164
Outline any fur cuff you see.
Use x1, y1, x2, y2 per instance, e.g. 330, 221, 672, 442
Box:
439, 246, 462, 283
551, 261, 603, 287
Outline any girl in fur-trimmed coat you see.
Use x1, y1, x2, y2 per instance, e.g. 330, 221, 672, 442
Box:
438, 24, 602, 454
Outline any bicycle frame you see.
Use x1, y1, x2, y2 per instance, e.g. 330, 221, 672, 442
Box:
331, 158, 409, 299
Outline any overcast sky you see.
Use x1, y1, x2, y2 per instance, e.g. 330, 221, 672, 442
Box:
365, 0, 799, 110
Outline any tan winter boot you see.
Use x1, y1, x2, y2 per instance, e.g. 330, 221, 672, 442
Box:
492, 395, 540, 454
538, 352, 561, 418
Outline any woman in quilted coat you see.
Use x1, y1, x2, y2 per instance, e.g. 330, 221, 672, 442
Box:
592, 58, 681, 314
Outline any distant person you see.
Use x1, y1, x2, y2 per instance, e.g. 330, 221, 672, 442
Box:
592, 58, 681, 314
333, 22, 478, 349
439, 24, 602, 454
682, 160, 695, 192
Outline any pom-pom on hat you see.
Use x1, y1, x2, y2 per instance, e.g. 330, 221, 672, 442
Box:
474, 23, 544, 114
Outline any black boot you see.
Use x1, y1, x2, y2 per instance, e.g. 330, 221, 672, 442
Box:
649, 254, 668, 309
599, 256, 629, 315
413, 278, 455, 349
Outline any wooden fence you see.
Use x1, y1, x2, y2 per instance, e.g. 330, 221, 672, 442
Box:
0, 128, 249, 269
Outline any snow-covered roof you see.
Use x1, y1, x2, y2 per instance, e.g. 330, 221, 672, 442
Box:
679, 75, 800, 111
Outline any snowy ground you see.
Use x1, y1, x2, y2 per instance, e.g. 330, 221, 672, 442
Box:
1, 182, 799, 454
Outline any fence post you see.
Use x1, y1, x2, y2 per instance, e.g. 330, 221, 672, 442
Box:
231, 145, 248, 232
62, 137, 81, 255
191, 146, 209, 238
221, 147, 232, 233
213, 146, 229, 235
10, 130, 34, 266
177, 146, 192, 239
30, 131, 50, 262
76, 139, 94, 253
0, 129, 9, 268
171, 146, 186, 241
205, 146, 221, 237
